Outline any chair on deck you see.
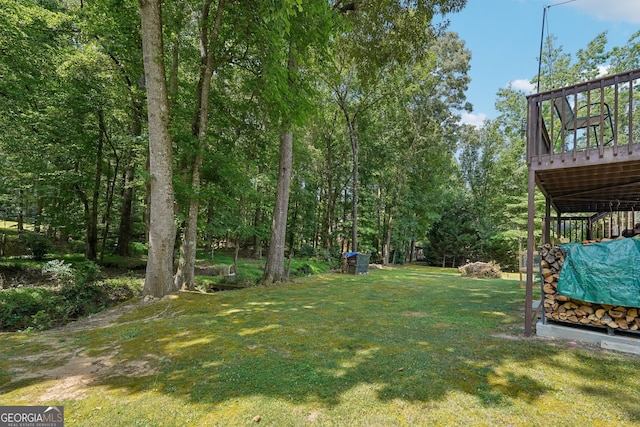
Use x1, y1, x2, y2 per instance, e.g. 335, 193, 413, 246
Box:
553, 96, 614, 147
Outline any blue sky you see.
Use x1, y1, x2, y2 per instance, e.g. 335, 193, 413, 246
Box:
446, 0, 640, 126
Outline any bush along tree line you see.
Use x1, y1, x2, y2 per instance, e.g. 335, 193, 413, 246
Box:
0, 259, 135, 331
2, 0, 640, 299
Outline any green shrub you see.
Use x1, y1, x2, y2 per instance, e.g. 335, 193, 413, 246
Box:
292, 263, 312, 277
31, 310, 54, 331
59, 280, 133, 319
59, 282, 103, 318
20, 233, 50, 260
0, 287, 55, 331
0, 260, 135, 331
314, 247, 340, 267
41, 260, 75, 285
72, 260, 102, 284
299, 244, 317, 258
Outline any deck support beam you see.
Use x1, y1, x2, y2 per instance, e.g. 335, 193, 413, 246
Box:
525, 168, 537, 336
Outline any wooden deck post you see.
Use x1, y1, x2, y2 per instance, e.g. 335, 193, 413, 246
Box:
525, 167, 537, 336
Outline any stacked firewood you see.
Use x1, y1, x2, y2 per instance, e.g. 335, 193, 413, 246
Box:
539, 243, 640, 331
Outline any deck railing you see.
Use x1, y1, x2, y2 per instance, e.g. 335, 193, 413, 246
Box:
527, 69, 640, 167
547, 210, 640, 243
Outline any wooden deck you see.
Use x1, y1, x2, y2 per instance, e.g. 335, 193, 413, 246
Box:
524, 68, 640, 335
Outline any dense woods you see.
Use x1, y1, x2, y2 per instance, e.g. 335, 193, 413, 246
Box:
2, 0, 639, 296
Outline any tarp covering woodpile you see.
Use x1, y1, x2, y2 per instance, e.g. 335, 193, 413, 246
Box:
558, 239, 640, 308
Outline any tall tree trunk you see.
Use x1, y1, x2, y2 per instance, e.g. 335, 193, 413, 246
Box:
323, 134, 336, 249
335, 94, 360, 252
116, 159, 136, 256
251, 163, 264, 258
75, 185, 92, 258
261, 124, 294, 284
288, 199, 298, 255
174, 152, 202, 291
375, 186, 383, 260
82, 112, 104, 261
409, 239, 416, 263
346, 116, 359, 252
383, 212, 393, 265
17, 189, 24, 232
99, 111, 119, 263
252, 204, 263, 258
381, 187, 401, 266
174, 0, 225, 291
34, 189, 42, 233
116, 75, 144, 256
260, 36, 299, 285
140, 0, 176, 298
167, 3, 184, 104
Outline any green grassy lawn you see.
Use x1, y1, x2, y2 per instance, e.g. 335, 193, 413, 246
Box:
194, 251, 330, 284
1, 265, 640, 426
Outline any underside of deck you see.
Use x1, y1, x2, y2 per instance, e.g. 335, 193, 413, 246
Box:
533, 147, 640, 213
524, 69, 640, 336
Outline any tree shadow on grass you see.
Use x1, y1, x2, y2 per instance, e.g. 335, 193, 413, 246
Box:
90, 287, 555, 410
2, 269, 640, 424
91, 332, 552, 410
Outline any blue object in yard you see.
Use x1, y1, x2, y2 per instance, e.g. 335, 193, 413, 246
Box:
345, 252, 371, 274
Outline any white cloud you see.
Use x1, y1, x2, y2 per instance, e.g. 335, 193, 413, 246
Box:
460, 112, 488, 128
510, 79, 536, 94
569, 0, 640, 24
597, 65, 611, 76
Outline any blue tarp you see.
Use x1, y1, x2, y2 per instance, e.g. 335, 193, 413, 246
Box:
557, 238, 640, 307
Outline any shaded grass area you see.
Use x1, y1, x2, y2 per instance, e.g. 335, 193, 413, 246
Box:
1, 265, 640, 426
194, 250, 332, 289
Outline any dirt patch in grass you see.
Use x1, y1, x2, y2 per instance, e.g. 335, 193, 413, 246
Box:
34, 350, 158, 402
3, 296, 164, 401
56, 296, 157, 333
401, 311, 430, 318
